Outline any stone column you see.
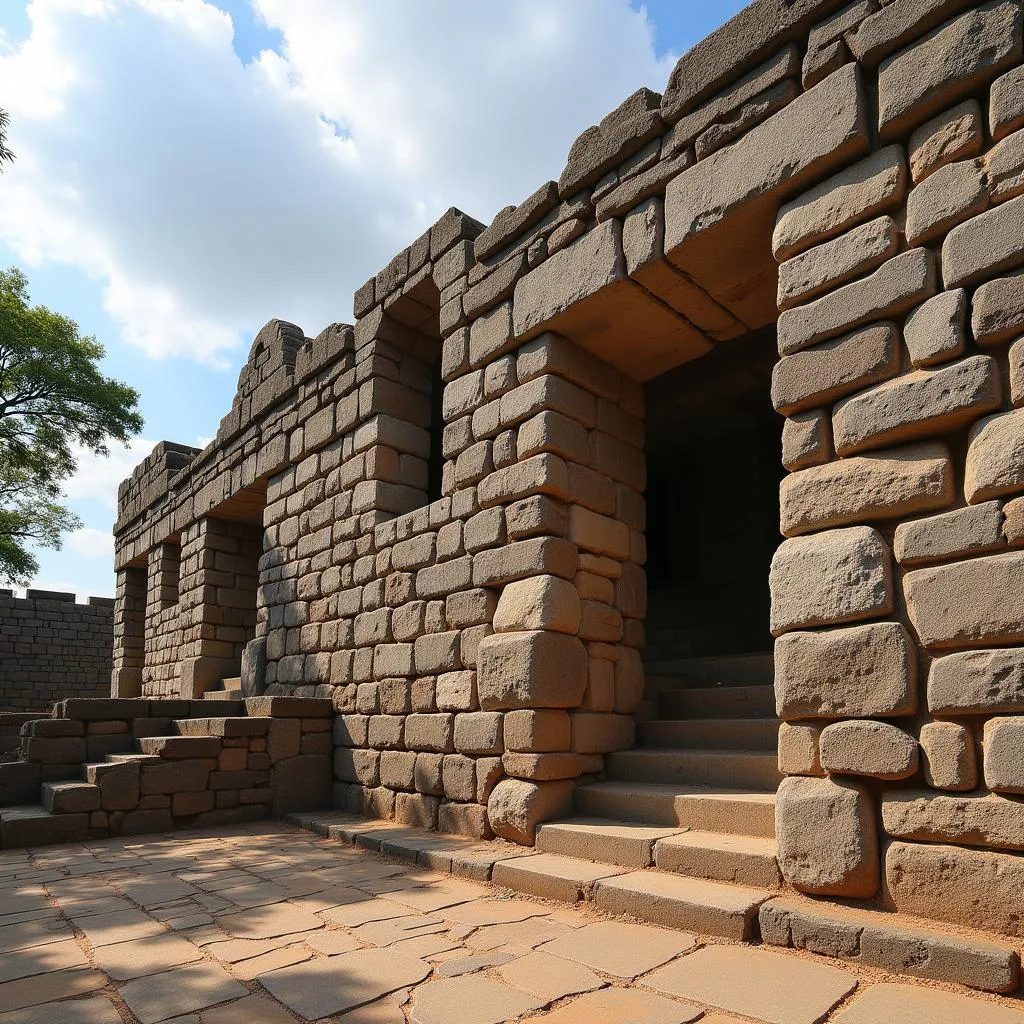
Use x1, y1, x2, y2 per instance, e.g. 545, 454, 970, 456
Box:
112, 567, 146, 698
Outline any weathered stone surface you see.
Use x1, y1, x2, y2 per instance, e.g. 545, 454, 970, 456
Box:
905, 551, 1024, 648
777, 216, 899, 311
665, 64, 868, 253
832, 355, 1001, 457
773, 144, 907, 261
558, 88, 663, 197
877, 2, 1023, 141
487, 778, 574, 845
984, 716, 1024, 794
903, 288, 966, 368
909, 99, 984, 182
886, 840, 1024, 936
966, 410, 1024, 503
503, 709, 571, 753
780, 442, 954, 537
984, 125, 1024, 202
919, 721, 978, 790
819, 720, 919, 780
992, 63, 1024, 140
777, 775, 879, 897
972, 270, 1024, 346
477, 631, 587, 710
1006, 492, 1024, 540
771, 323, 899, 416
781, 409, 832, 471
883, 791, 1024, 850
769, 527, 893, 636
475, 181, 559, 261
905, 158, 988, 246
492, 575, 580, 635
695, 79, 800, 160
775, 622, 917, 720
943, 193, 1024, 288
929, 647, 1024, 714
894, 501, 1005, 566
778, 721, 824, 777
777, 248, 936, 356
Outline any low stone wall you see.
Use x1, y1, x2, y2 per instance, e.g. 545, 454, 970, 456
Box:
0, 590, 113, 711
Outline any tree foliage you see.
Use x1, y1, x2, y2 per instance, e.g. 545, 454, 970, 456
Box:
0, 268, 143, 584
0, 109, 13, 169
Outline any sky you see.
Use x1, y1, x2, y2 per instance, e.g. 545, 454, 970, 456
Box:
0, 0, 748, 599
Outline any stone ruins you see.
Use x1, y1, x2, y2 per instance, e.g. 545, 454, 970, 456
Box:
5, 0, 1024, 994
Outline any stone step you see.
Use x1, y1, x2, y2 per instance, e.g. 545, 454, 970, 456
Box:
761, 896, 1021, 995
638, 717, 780, 751
173, 717, 270, 738
653, 831, 782, 889
575, 781, 777, 837
137, 735, 221, 758
0, 805, 89, 848
536, 818, 685, 869
492, 852, 628, 903
606, 748, 782, 790
105, 752, 162, 765
203, 687, 242, 701
41, 781, 100, 815
0, 761, 40, 807
656, 684, 777, 719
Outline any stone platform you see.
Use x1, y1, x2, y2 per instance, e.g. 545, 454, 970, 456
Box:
2, 820, 1022, 1024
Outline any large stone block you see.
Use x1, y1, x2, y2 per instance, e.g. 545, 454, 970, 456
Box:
943, 193, 1024, 289
770, 527, 893, 636
886, 840, 1024, 936
905, 158, 988, 246
775, 622, 917, 720
966, 410, 1024, 504
928, 648, 1024, 714
972, 270, 1024, 347
492, 575, 581, 635
776, 776, 880, 897
883, 791, 1024, 850
877, 1, 1023, 141
903, 288, 966, 368
904, 551, 1024, 648
984, 716, 1024, 794
832, 355, 1000, 457
771, 323, 900, 417
773, 145, 907, 261
819, 720, 919, 780
909, 99, 984, 183
780, 441, 954, 537
777, 248, 936, 356
781, 410, 832, 471
477, 630, 587, 710
664, 63, 869, 254
919, 721, 978, 791
894, 500, 1005, 566
778, 722, 824, 777
487, 777, 574, 845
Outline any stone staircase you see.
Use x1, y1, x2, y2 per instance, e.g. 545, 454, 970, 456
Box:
203, 676, 243, 700
494, 652, 784, 941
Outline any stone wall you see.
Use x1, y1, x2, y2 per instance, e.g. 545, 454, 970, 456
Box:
114, 0, 1024, 934
0, 590, 113, 711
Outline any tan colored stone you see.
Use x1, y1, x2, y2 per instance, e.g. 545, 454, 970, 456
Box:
771, 323, 900, 417
780, 441, 954, 537
776, 775, 879, 897
885, 840, 1024, 936
882, 790, 1024, 852
486, 778, 574, 845
538, 919, 694, 979
904, 551, 1024, 648
492, 575, 580, 635
832, 983, 1024, 1024
894, 501, 1005, 566
477, 630, 587, 710
903, 288, 966, 368
967, 410, 1024, 504
537, 988, 703, 1024
943, 192, 1024, 289
778, 216, 900, 311
494, 949, 602, 1002
781, 410, 832, 471
120, 963, 247, 1024
778, 722, 824, 777
909, 99, 984, 183
774, 145, 906, 261
928, 647, 1024, 713
769, 527, 893, 636
920, 722, 978, 790
972, 270, 1024, 347
92, 932, 203, 981
986, 125, 1024, 202
643, 944, 858, 1024
984, 716, 1024, 794
819, 720, 918, 780
408, 974, 544, 1024
905, 158, 988, 246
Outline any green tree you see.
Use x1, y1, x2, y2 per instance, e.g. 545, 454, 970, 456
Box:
0, 267, 143, 584
0, 109, 13, 168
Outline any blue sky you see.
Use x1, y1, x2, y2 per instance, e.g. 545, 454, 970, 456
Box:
0, 0, 747, 598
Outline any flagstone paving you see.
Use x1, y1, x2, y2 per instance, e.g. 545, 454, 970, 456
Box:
0, 821, 1022, 1023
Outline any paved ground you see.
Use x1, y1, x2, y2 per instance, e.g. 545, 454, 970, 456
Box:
0, 823, 1023, 1023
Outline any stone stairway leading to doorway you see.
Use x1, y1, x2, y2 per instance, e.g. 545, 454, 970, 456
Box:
492, 652, 784, 941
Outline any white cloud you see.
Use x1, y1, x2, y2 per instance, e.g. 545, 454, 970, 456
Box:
0, 0, 674, 365
67, 526, 115, 559
62, 437, 158, 510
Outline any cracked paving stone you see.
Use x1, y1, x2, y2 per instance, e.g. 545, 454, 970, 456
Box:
539, 920, 696, 979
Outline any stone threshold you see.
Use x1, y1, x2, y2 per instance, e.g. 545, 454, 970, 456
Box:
285, 809, 1022, 996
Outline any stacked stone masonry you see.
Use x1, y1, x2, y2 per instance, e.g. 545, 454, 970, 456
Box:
0, 590, 113, 712
110, 0, 1024, 945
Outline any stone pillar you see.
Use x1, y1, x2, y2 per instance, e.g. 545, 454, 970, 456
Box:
112, 567, 146, 698
142, 540, 183, 697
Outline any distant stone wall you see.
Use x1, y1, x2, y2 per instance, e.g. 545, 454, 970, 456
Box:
0, 590, 114, 711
